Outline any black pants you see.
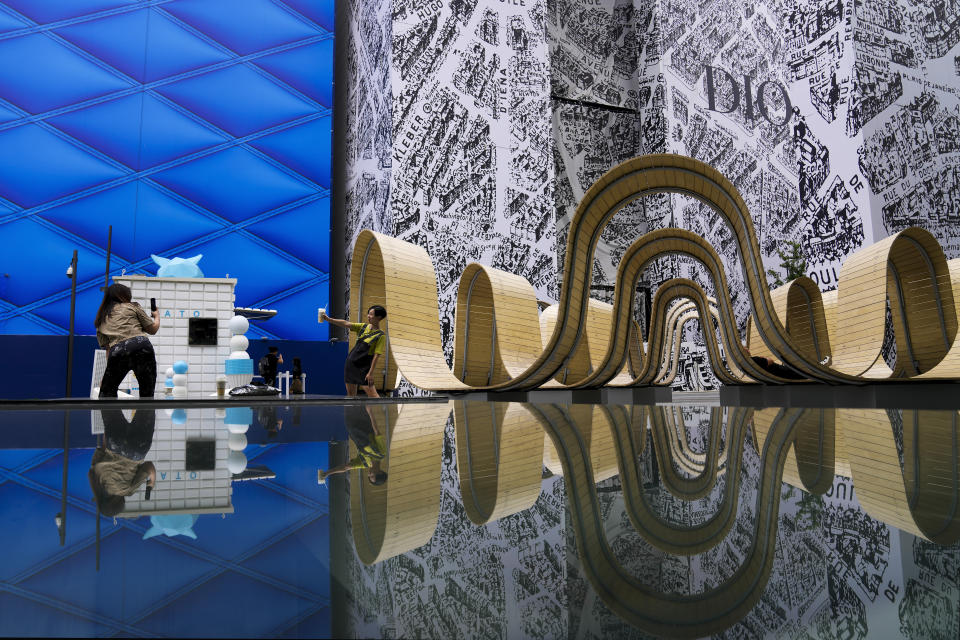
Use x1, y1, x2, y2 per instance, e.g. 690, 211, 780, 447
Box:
101, 408, 155, 460
100, 336, 157, 398
751, 356, 806, 381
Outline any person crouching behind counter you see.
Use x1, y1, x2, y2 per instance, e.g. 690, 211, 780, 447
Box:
321, 305, 387, 397
95, 283, 160, 398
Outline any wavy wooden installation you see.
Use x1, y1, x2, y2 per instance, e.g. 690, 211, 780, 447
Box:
655, 299, 696, 383
453, 401, 545, 525
580, 229, 794, 386
918, 258, 960, 379
350, 402, 451, 565
538, 302, 600, 386
639, 278, 750, 386
833, 228, 956, 378
655, 299, 727, 385
748, 276, 831, 366
349, 154, 960, 391
453, 263, 542, 386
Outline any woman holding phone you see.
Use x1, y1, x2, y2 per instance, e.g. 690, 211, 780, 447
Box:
95, 283, 160, 398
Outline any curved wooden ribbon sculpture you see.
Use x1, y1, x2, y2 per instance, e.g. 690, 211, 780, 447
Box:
641, 279, 748, 386
916, 257, 960, 379
350, 154, 960, 391
747, 276, 831, 366
654, 297, 730, 385
833, 229, 956, 378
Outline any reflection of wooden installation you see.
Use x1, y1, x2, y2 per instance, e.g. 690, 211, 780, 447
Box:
453, 401, 545, 525
529, 402, 805, 638
610, 405, 755, 556
350, 402, 451, 565
836, 409, 960, 545
648, 406, 726, 499
780, 408, 836, 496
349, 154, 960, 392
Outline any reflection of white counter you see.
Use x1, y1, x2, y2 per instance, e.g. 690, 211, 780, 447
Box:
120, 407, 233, 518
116, 275, 237, 397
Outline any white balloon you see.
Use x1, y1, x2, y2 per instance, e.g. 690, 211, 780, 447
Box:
227, 450, 247, 474
171, 374, 187, 386
165, 367, 175, 379
228, 315, 249, 335
172, 386, 188, 398
229, 334, 249, 352
228, 351, 250, 360
228, 433, 247, 451
227, 423, 249, 434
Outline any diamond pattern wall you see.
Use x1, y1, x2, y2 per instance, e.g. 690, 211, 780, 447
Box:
0, 0, 334, 340
0, 441, 331, 637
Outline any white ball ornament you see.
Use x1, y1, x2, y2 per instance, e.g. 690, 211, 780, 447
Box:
228, 315, 249, 335
230, 334, 249, 352
228, 433, 247, 451
227, 450, 248, 474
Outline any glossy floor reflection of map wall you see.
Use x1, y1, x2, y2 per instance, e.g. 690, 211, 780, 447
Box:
341, 415, 569, 639
336, 403, 960, 639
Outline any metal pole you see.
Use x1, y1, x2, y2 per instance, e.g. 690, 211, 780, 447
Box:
65, 250, 78, 398
58, 410, 69, 546
104, 225, 112, 291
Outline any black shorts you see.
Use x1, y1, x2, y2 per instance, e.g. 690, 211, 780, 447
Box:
344, 358, 372, 385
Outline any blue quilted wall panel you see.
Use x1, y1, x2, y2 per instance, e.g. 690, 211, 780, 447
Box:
0, 0, 334, 340
0, 440, 331, 637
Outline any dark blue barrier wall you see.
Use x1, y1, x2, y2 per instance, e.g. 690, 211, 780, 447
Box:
0, 334, 347, 399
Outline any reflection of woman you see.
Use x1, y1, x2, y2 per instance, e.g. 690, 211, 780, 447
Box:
95, 283, 160, 398
318, 405, 387, 485
257, 405, 284, 438
89, 409, 157, 516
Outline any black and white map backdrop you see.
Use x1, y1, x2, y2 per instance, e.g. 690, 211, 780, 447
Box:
344, 0, 960, 393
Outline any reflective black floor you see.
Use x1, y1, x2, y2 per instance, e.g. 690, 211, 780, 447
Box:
1, 400, 958, 638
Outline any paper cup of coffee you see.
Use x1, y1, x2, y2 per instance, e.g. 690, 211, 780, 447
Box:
317, 307, 326, 323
